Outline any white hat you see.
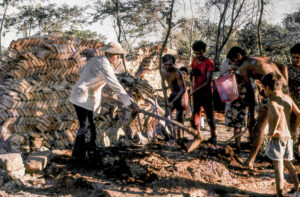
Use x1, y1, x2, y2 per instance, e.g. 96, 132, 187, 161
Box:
100, 41, 127, 54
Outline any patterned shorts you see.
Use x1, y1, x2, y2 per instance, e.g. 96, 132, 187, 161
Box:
265, 138, 293, 161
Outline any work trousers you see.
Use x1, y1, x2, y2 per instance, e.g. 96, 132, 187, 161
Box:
72, 104, 97, 161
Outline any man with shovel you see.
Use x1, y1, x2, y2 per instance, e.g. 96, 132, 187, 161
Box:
69, 41, 138, 162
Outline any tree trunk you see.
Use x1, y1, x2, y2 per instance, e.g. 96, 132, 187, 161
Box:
214, 0, 246, 67
158, 0, 175, 135
0, 1, 9, 54
257, 0, 264, 55
114, 0, 127, 72
214, 1, 229, 68
189, 0, 194, 64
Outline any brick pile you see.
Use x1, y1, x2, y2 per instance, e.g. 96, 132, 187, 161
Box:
0, 35, 166, 153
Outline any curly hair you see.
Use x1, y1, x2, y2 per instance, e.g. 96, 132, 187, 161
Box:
192, 40, 207, 52
226, 46, 246, 61
290, 43, 300, 55
162, 54, 176, 64
261, 72, 282, 91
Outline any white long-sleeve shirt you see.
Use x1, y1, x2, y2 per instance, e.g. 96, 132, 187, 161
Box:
69, 55, 132, 114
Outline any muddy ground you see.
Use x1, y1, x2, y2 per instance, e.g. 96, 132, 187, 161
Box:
1, 112, 299, 197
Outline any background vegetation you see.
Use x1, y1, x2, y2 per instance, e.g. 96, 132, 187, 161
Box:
0, 0, 299, 67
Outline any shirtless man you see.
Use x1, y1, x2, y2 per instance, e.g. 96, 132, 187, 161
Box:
162, 54, 186, 147
226, 46, 289, 169
262, 72, 299, 196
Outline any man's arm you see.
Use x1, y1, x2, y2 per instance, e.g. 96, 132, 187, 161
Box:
274, 62, 288, 84
239, 65, 256, 126
268, 101, 280, 138
291, 100, 300, 139
169, 70, 186, 106
191, 71, 213, 95
101, 62, 132, 107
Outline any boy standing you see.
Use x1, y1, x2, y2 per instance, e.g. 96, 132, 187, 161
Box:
188, 40, 217, 152
262, 72, 300, 196
162, 54, 186, 148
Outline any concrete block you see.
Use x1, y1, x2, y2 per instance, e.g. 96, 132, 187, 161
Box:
25, 150, 52, 172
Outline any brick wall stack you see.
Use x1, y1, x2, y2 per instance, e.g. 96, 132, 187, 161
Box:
0, 35, 163, 153
0, 35, 104, 152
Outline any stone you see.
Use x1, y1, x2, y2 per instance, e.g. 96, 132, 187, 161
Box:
52, 149, 72, 158
0, 153, 24, 172
9, 135, 25, 145
25, 150, 52, 172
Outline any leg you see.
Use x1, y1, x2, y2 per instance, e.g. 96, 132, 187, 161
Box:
273, 160, 284, 196
234, 127, 242, 153
298, 135, 300, 156
176, 109, 187, 150
187, 96, 203, 153
72, 105, 92, 161
192, 92, 201, 136
245, 106, 268, 169
202, 99, 217, 144
176, 109, 184, 139
284, 160, 299, 191
86, 110, 97, 159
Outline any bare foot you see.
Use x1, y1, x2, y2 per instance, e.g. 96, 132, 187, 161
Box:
187, 135, 203, 153
243, 160, 254, 170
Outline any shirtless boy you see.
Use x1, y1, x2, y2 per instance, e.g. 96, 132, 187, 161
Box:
162, 54, 186, 147
262, 72, 299, 197
226, 46, 289, 169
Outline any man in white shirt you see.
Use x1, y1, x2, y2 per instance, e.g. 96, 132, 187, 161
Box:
69, 41, 138, 162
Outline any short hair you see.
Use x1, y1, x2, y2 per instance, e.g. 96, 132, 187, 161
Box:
261, 72, 282, 91
226, 46, 246, 60
290, 43, 300, 55
192, 40, 207, 52
162, 54, 176, 64
179, 67, 189, 74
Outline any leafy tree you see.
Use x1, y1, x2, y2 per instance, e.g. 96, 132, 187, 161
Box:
0, 0, 25, 53
282, 8, 300, 44
91, 0, 170, 71
237, 22, 293, 63
91, 0, 169, 52
63, 29, 107, 41
6, 3, 89, 37
172, 17, 218, 60
205, 0, 258, 67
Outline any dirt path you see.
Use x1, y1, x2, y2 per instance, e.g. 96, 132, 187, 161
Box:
1, 112, 299, 197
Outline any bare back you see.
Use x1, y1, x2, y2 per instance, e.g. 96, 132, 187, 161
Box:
239, 57, 288, 87
268, 94, 294, 139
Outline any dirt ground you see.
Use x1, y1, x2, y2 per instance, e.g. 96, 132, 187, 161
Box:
1, 112, 299, 197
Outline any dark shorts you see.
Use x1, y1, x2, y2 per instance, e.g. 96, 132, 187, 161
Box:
193, 88, 213, 113
192, 88, 215, 129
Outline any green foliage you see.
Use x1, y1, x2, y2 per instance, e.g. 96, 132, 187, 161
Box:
6, 3, 89, 37
91, 0, 170, 50
63, 29, 107, 42
172, 17, 218, 60
237, 21, 294, 63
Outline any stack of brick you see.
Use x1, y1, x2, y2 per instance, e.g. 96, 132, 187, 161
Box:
132, 45, 181, 90
0, 35, 164, 153
0, 35, 104, 152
